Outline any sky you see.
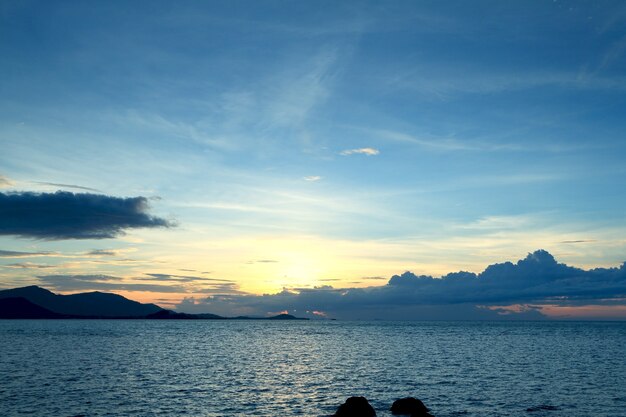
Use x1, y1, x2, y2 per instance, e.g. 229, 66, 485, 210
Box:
1, 0, 626, 319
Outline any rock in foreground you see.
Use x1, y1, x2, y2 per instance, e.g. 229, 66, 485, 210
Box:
334, 396, 376, 417
390, 397, 433, 417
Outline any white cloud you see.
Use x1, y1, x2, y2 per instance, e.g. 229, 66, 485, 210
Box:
340, 147, 380, 156
303, 176, 322, 182
456, 215, 534, 231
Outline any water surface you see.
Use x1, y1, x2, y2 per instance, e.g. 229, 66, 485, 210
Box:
1, 320, 625, 416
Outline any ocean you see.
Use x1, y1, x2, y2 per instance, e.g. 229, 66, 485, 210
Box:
1, 320, 625, 417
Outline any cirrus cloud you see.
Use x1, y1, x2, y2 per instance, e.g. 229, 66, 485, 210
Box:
0, 249, 56, 258
0, 175, 13, 188
340, 147, 380, 156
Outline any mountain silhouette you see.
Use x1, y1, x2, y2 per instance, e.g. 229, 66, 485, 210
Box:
0, 286, 309, 320
0, 286, 162, 317
0, 297, 65, 319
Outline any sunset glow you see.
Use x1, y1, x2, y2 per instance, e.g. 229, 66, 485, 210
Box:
1, 1, 625, 320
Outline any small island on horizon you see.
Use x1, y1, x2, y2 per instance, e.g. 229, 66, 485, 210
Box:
0, 285, 308, 321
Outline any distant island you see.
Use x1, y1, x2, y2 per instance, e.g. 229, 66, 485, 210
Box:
0, 286, 308, 320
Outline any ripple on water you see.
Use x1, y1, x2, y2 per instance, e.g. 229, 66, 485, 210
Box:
0, 320, 625, 417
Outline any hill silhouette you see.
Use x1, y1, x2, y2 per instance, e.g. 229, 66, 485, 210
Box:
0, 297, 64, 319
0, 286, 162, 317
145, 310, 225, 320
0, 286, 308, 320
267, 313, 306, 320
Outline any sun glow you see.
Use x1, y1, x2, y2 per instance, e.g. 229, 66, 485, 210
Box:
282, 255, 319, 283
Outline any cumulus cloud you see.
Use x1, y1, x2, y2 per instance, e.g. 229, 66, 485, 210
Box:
175, 250, 626, 320
0, 191, 173, 239
176, 288, 529, 320
340, 147, 380, 156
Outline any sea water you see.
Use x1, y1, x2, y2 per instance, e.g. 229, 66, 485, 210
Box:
0, 320, 625, 417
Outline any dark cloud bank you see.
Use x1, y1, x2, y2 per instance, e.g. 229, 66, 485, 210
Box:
36, 273, 243, 295
0, 191, 171, 239
176, 250, 626, 320
37, 274, 189, 294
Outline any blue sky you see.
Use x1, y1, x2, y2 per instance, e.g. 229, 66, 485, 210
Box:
1, 1, 626, 318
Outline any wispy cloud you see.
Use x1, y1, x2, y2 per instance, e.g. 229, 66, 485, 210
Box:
372, 128, 520, 152
387, 68, 626, 98
378, 129, 475, 150
143, 273, 234, 283
86, 249, 118, 256
116, 110, 238, 152
0, 175, 13, 188
0, 249, 56, 258
340, 147, 380, 156
38, 274, 187, 293
31, 181, 101, 193
266, 47, 340, 128
246, 259, 279, 264
560, 240, 596, 244
36, 273, 243, 295
177, 268, 212, 275
3, 262, 56, 269
303, 176, 322, 182
597, 34, 626, 73
456, 215, 534, 231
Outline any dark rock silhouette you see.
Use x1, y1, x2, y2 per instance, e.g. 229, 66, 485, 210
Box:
145, 310, 199, 319
267, 313, 307, 320
0, 297, 64, 319
145, 310, 308, 320
195, 313, 226, 319
526, 405, 559, 412
390, 397, 433, 417
334, 396, 376, 417
145, 310, 225, 320
230, 314, 309, 320
0, 285, 162, 317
